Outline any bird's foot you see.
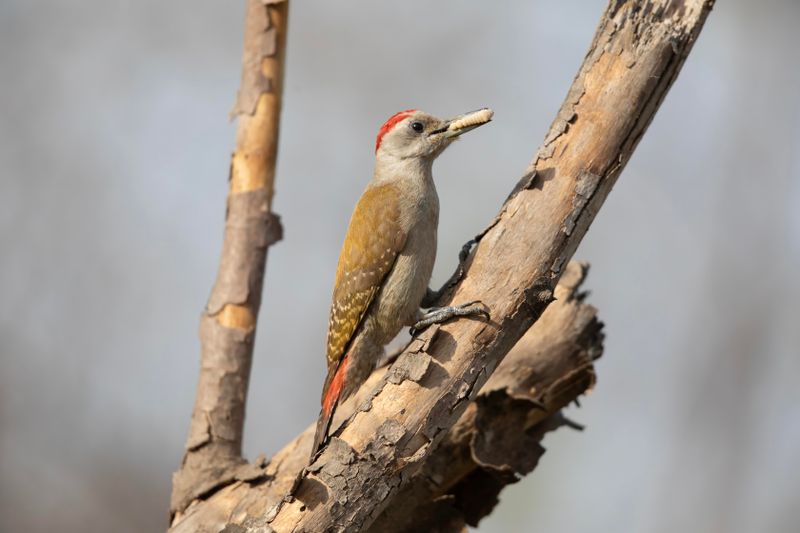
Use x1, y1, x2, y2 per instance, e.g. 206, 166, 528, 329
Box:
411, 300, 490, 335
421, 239, 477, 308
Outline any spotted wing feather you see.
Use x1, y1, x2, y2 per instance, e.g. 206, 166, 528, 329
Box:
323, 183, 406, 401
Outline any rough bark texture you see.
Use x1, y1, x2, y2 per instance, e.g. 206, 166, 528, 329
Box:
366, 262, 602, 532
257, 2, 713, 531
169, 261, 602, 532
171, 0, 288, 519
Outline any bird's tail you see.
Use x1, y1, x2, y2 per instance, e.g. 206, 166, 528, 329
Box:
310, 354, 350, 461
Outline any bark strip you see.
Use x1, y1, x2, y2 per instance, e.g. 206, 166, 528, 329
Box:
170, 0, 289, 518
169, 262, 602, 532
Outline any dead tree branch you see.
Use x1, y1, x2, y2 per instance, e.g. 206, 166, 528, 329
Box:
169, 262, 602, 532
171, 0, 288, 518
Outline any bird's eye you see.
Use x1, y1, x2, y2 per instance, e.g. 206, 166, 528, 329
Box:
410, 121, 424, 133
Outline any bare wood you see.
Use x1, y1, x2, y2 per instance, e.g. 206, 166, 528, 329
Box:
262, 1, 714, 531
170, 0, 289, 518
168, 262, 602, 532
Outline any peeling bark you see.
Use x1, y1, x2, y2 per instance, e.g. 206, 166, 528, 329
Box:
170, 0, 288, 518
169, 262, 602, 532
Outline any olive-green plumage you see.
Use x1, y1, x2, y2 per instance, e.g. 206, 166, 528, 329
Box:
311, 108, 493, 459
325, 184, 406, 374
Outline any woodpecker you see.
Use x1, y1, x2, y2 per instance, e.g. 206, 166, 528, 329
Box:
310, 108, 493, 459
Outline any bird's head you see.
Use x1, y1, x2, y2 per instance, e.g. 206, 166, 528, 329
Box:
375, 108, 493, 160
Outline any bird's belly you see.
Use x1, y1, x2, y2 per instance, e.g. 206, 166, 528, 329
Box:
365, 227, 436, 344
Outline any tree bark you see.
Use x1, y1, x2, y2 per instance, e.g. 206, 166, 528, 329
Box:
169, 261, 602, 532
171, 0, 288, 519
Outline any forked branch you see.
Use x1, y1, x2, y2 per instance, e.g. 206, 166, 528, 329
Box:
170, 262, 602, 532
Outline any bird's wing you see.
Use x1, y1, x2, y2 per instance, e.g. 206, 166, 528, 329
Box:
323, 183, 406, 398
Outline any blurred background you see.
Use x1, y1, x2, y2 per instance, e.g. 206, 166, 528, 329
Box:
2, 0, 799, 531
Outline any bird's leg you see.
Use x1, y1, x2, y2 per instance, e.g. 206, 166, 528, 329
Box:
422, 238, 477, 308
414, 238, 490, 335
420, 287, 440, 309
411, 300, 489, 335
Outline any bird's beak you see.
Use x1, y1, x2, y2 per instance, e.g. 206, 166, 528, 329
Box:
432, 108, 494, 139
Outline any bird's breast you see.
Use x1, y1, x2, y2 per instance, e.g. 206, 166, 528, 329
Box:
366, 194, 438, 343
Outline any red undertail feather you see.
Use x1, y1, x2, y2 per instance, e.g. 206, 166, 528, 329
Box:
323, 355, 349, 417
375, 109, 417, 153
311, 355, 350, 460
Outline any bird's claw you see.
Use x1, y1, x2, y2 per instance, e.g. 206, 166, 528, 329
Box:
411, 300, 490, 335
457, 300, 491, 320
